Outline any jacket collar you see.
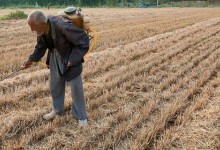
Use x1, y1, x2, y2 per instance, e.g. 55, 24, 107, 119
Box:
48, 17, 56, 40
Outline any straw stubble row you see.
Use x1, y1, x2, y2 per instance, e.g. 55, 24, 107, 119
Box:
0, 9, 220, 149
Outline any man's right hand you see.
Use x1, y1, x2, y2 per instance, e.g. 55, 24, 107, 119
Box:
20, 60, 33, 70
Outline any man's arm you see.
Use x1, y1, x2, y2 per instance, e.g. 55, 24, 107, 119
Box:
29, 36, 48, 62
61, 21, 90, 66
21, 36, 47, 70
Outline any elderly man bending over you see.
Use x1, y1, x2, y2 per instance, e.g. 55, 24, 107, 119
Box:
21, 10, 89, 126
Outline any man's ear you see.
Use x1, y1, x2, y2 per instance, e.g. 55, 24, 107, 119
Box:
42, 22, 48, 28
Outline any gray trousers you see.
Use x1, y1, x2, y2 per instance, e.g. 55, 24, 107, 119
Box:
49, 49, 87, 120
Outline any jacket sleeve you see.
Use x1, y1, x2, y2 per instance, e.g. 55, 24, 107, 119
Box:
61, 21, 90, 65
28, 36, 47, 62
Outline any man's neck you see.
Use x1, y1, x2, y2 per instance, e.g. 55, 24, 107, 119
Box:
45, 23, 50, 35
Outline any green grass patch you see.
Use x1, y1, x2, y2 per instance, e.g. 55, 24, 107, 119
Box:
171, 3, 209, 7
0, 10, 27, 20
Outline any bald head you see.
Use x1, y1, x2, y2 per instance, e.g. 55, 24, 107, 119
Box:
27, 10, 47, 24
27, 10, 49, 36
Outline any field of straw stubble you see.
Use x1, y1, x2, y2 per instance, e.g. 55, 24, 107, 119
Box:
0, 8, 220, 149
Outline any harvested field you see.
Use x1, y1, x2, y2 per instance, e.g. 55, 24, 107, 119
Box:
0, 8, 220, 149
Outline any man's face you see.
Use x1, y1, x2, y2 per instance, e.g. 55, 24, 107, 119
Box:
28, 20, 45, 36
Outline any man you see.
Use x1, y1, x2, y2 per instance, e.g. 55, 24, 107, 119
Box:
21, 10, 89, 126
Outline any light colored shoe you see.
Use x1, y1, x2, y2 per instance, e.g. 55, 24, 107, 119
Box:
79, 119, 88, 127
43, 110, 57, 120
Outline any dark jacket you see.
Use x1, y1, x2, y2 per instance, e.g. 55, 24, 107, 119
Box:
28, 16, 90, 81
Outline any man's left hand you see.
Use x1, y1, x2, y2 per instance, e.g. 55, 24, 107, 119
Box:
67, 61, 73, 67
